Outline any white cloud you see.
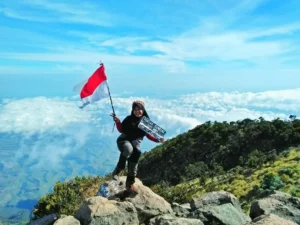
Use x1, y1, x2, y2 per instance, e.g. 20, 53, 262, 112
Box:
1, 0, 300, 75
101, 26, 295, 63
0, 7, 52, 22
81, 89, 299, 138
0, 51, 186, 74
1, 89, 300, 137
1, 0, 114, 26
0, 64, 86, 76
0, 97, 94, 134
0, 88, 296, 172
248, 23, 300, 39
59, 22, 300, 70
55, 1, 300, 65
14, 123, 93, 169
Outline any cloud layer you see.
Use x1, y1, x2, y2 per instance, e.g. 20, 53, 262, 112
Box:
1, 89, 299, 137
0, 97, 94, 134
1, 88, 300, 216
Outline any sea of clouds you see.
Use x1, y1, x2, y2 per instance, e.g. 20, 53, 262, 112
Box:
1, 88, 300, 221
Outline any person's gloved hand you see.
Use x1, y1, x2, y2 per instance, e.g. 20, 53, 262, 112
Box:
110, 113, 120, 122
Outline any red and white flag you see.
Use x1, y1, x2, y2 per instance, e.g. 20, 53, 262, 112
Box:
74, 64, 109, 108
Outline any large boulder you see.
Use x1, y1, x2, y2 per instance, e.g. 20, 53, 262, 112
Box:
191, 203, 251, 225
250, 191, 300, 224
102, 176, 173, 223
190, 191, 243, 212
75, 196, 139, 225
246, 214, 298, 225
53, 215, 80, 225
189, 191, 251, 225
147, 214, 204, 225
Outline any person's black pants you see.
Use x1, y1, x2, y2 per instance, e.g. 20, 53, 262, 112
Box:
114, 134, 142, 187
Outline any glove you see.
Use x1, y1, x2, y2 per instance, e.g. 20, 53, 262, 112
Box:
110, 113, 120, 122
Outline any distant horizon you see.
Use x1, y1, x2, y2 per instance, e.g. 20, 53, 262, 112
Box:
2, 75, 300, 99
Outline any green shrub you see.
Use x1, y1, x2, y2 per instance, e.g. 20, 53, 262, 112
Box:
278, 168, 293, 176
32, 175, 106, 219
290, 188, 300, 197
260, 173, 284, 191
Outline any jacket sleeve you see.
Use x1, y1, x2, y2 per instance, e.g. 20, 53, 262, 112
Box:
116, 120, 122, 133
146, 134, 160, 142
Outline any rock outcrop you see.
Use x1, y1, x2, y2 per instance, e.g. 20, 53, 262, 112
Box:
189, 191, 251, 225
246, 214, 298, 225
76, 197, 138, 225
250, 191, 300, 224
54, 215, 80, 225
147, 214, 204, 225
101, 176, 173, 223
28, 178, 300, 225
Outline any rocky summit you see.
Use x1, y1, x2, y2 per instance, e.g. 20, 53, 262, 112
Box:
27, 176, 299, 225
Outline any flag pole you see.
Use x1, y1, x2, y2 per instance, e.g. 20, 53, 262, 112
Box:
100, 62, 116, 132
107, 83, 116, 132
106, 82, 115, 115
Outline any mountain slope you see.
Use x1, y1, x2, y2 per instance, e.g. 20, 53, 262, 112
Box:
138, 117, 300, 186
150, 148, 300, 211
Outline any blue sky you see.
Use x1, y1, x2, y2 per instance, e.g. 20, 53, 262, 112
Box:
1, 0, 300, 98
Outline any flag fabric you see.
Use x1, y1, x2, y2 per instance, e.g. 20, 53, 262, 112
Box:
76, 64, 109, 108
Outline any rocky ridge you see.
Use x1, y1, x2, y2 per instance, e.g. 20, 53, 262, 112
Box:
28, 176, 300, 225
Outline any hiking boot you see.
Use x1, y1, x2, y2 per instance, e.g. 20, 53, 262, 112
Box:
112, 168, 123, 181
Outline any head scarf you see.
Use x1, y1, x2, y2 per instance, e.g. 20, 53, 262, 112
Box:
121, 100, 150, 140
131, 100, 149, 119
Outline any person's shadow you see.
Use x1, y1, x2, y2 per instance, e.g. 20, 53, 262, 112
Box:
108, 189, 138, 201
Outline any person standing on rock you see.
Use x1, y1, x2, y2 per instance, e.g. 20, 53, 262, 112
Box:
111, 100, 164, 193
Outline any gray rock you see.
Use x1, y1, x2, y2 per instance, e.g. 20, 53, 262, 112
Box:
147, 214, 204, 225
171, 202, 191, 217
190, 191, 243, 213
107, 176, 173, 223
178, 203, 192, 210
53, 215, 80, 225
75, 196, 139, 225
250, 191, 300, 224
246, 214, 298, 225
190, 203, 251, 225
188, 191, 251, 225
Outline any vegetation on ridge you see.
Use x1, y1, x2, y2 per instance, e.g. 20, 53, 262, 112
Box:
150, 148, 300, 212
32, 176, 109, 219
138, 116, 300, 186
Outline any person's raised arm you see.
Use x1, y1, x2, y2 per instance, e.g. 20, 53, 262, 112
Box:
111, 114, 122, 133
